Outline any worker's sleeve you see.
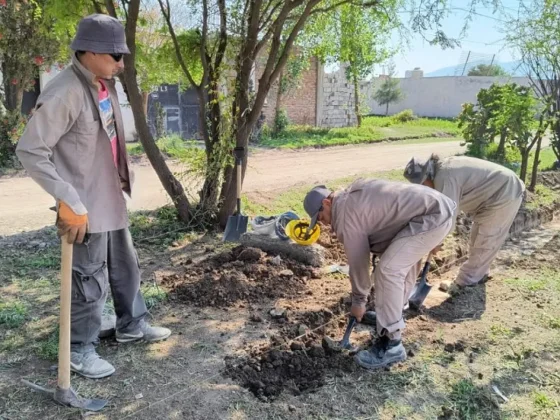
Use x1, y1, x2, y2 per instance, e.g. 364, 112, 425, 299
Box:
16, 95, 87, 215
343, 231, 372, 307
438, 178, 460, 233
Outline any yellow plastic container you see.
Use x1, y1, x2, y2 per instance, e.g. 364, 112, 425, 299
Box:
285, 220, 321, 246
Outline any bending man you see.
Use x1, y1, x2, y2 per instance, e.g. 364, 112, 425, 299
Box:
404, 154, 525, 287
303, 179, 455, 369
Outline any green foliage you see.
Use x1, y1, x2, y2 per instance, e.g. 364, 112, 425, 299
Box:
447, 379, 498, 420
467, 64, 509, 77
393, 109, 416, 123
261, 116, 459, 148
506, 0, 560, 162
373, 67, 403, 115
0, 110, 27, 167
0, 301, 27, 329
36, 326, 59, 360
458, 83, 539, 165
273, 109, 290, 134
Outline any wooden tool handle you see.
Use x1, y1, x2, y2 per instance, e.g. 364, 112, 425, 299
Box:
58, 237, 73, 390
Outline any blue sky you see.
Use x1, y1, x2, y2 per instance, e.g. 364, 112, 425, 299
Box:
388, 1, 520, 76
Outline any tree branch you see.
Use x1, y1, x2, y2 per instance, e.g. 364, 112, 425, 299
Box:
157, 0, 200, 90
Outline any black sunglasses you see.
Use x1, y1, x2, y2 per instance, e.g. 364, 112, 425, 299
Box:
110, 54, 123, 62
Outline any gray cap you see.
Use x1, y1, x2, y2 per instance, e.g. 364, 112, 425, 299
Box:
303, 185, 332, 229
404, 156, 431, 184
71, 14, 130, 54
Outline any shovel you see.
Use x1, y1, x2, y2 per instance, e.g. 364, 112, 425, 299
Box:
408, 252, 433, 310
223, 146, 249, 242
22, 236, 108, 411
323, 316, 357, 352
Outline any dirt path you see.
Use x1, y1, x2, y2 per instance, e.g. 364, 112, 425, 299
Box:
0, 140, 464, 236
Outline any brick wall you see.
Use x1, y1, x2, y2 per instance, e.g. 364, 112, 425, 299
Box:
256, 56, 318, 126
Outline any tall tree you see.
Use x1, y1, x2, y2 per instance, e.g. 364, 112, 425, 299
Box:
506, 0, 560, 162
373, 64, 403, 115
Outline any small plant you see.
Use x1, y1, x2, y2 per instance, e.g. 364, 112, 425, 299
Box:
393, 109, 416, 123
447, 379, 497, 420
0, 301, 27, 328
142, 283, 168, 310
273, 109, 290, 134
533, 391, 558, 410
36, 326, 59, 361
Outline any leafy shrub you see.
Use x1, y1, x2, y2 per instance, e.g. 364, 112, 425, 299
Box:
393, 109, 416, 123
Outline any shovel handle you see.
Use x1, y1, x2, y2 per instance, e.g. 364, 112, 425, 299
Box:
58, 237, 73, 390
234, 147, 244, 214
341, 316, 357, 345
420, 252, 433, 281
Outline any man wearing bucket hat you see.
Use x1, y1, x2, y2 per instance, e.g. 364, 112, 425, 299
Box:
303, 180, 455, 369
16, 14, 171, 379
404, 154, 525, 288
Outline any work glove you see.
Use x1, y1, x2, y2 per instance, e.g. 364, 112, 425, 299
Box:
57, 201, 88, 244
350, 304, 366, 322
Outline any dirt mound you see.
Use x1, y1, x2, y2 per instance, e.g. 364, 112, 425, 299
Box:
162, 246, 322, 307
317, 226, 346, 263
225, 342, 357, 401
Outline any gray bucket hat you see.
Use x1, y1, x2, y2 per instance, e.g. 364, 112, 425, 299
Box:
404, 156, 434, 184
303, 185, 332, 229
71, 14, 130, 54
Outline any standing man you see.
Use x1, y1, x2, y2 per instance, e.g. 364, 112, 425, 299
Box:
303, 179, 455, 369
404, 154, 525, 288
16, 14, 171, 379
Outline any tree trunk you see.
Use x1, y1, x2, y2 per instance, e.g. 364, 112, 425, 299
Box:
497, 129, 507, 163
353, 73, 361, 128
529, 135, 543, 192
141, 91, 149, 117
2, 78, 24, 113
273, 70, 284, 135
519, 148, 529, 184
385, 103, 389, 116
120, 0, 191, 223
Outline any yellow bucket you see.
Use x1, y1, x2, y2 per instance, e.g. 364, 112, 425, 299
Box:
285, 220, 321, 246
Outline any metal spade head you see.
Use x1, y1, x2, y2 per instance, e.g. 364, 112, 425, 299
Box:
21, 380, 108, 412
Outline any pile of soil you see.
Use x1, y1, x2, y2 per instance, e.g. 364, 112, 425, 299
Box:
225, 341, 357, 401
316, 226, 346, 263
162, 246, 322, 307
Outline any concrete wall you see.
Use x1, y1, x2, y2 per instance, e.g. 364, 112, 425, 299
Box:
318, 65, 359, 128
364, 76, 532, 119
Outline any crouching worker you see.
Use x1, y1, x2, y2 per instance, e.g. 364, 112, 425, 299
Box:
404, 154, 525, 288
303, 180, 455, 369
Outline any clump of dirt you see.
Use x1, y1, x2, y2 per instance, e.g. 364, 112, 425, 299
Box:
225, 342, 357, 401
317, 225, 346, 263
162, 246, 322, 307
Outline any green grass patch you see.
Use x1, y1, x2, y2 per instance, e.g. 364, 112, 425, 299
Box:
0, 300, 27, 328
446, 379, 499, 420
126, 135, 205, 163
36, 326, 59, 361
532, 391, 558, 410
243, 169, 404, 217
142, 283, 168, 310
259, 115, 461, 149
525, 184, 559, 210
537, 147, 558, 171
505, 268, 559, 293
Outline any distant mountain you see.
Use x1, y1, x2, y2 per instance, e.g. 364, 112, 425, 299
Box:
425, 60, 526, 77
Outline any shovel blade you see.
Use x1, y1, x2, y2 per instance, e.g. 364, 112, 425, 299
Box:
408, 282, 433, 310
54, 386, 108, 412
223, 214, 249, 242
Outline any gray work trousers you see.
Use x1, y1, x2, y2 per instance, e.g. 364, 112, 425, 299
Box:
456, 195, 523, 286
71, 228, 147, 353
